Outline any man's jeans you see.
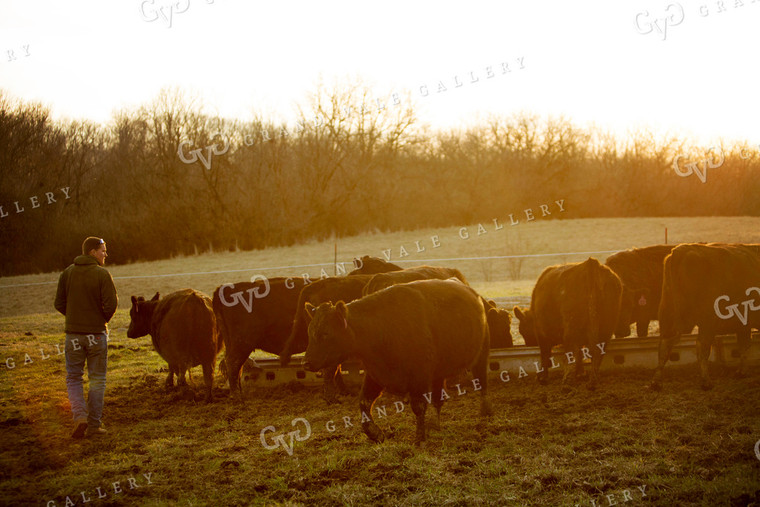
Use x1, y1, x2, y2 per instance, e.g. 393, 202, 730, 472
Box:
65, 332, 108, 428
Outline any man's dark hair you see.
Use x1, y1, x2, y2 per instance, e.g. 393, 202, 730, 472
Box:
82, 237, 105, 255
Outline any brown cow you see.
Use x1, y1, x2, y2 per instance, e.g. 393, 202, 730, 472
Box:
212, 276, 307, 397
652, 243, 760, 390
513, 258, 622, 388
279, 275, 373, 402
362, 265, 468, 296
484, 299, 514, 348
348, 255, 403, 275
605, 245, 674, 338
302, 279, 492, 445
127, 289, 222, 402
362, 267, 512, 347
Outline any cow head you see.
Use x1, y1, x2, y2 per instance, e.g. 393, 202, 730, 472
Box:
348, 255, 402, 275
512, 306, 537, 346
302, 301, 353, 372
615, 287, 650, 338
485, 300, 513, 348
127, 292, 160, 338
614, 287, 636, 338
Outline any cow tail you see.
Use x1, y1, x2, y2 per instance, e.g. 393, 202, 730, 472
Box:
658, 253, 676, 337
212, 290, 229, 374
586, 258, 602, 344
280, 286, 310, 366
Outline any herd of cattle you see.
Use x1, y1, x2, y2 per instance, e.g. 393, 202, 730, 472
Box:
126, 242, 760, 444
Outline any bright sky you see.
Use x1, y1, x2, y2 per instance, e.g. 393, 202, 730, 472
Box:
0, 0, 757, 145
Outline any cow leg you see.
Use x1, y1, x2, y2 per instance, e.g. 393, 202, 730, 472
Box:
574, 343, 586, 382
202, 361, 214, 403
651, 333, 680, 389
736, 328, 751, 378
428, 378, 444, 431
226, 348, 251, 401
177, 364, 191, 400
472, 344, 493, 417
334, 365, 350, 395
696, 331, 715, 390
588, 338, 606, 390
561, 337, 581, 385
410, 394, 428, 446
359, 376, 385, 443
177, 365, 188, 386
165, 365, 175, 389
636, 318, 649, 338
538, 342, 551, 385
321, 365, 340, 404
713, 335, 726, 370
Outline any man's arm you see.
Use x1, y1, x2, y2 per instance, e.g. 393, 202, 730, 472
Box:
101, 271, 118, 322
54, 270, 68, 315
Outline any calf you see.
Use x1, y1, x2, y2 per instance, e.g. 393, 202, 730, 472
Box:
302, 279, 492, 445
127, 289, 222, 402
513, 258, 622, 388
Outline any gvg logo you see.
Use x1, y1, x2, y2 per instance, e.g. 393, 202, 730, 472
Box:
6, 44, 30, 62
260, 418, 312, 456
714, 287, 760, 325
672, 146, 724, 183
177, 131, 229, 170
217, 275, 271, 313
635, 3, 685, 40
139, 0, 214, 29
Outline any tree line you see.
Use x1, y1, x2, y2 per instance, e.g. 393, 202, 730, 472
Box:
1, 84, 758, 277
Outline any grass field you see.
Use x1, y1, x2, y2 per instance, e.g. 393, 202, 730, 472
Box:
3, 216, 760, 318
1, 217, 760, 505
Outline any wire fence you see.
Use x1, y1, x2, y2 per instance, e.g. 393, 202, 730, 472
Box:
0, 249, 622, 289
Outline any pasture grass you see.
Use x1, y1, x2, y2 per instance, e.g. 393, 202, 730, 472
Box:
1, 311, 759, 505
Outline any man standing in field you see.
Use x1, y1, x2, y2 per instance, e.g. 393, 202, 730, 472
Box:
54, 237, 118, 439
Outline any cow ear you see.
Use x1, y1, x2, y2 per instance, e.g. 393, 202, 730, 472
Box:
513, 306, 525, 320
487, 300, 497, 308
151, 292, 160, 301
304, 302, 316, 321
131, 295, 138, 306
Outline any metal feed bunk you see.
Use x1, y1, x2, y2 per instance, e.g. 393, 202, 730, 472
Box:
240, 332, 760, 387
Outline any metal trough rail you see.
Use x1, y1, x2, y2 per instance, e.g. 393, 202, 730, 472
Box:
240, 333, 760, 387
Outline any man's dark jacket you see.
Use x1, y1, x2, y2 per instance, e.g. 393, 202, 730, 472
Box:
55, 255, 118, 334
